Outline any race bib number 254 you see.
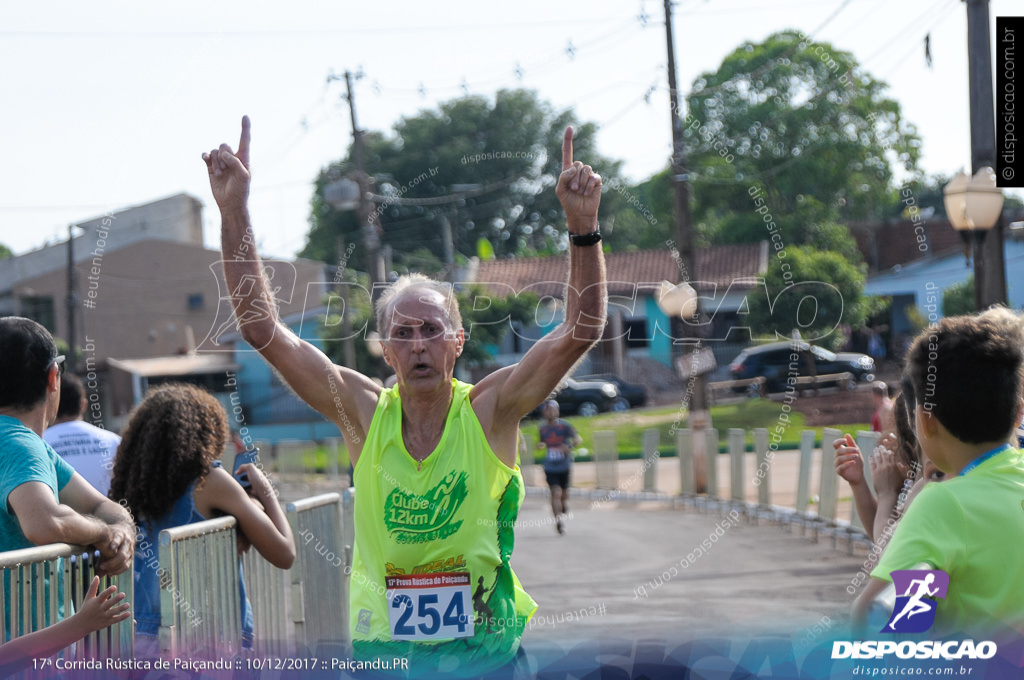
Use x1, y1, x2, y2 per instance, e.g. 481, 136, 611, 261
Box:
386, 572, 474, 640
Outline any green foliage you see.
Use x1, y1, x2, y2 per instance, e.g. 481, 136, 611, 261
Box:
942, 276, 975, 317
684, 30, 920, 254
603, 167, 675, 251
457, 284, 539, 367
476, 238, 495, 261
318, 272, 380, 377
302, 89, 624, 272
746, 246, 867, 347
0, 243, 11, 260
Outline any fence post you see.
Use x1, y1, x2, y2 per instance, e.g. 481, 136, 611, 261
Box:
642, 429, 659, 492
796, 430, 813, 511
159, 516, 241, 658
519, 431, 534, 487
754, 428, 770, 509
818, 428, 841, 542
705, 428, 719, 500
855, 431, 880, 497
328, 437, 341, 481
677, 429, 695, 496
287, 493, 347, 654
728, 428, 745, 503
848, 430, 881, 538
594, 431, 619, 490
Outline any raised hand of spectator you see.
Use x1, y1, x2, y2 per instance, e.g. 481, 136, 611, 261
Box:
76, 576, 131, 633
834, 434, 865, 486
871, 434, 910, 496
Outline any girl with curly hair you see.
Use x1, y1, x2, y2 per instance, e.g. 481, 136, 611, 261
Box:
109, 383, 294, 654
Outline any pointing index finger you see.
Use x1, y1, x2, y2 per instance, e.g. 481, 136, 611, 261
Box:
561, 126, 574, 172
238, 115, 252, 169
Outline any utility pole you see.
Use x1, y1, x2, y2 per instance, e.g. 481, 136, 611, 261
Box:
335, 234, 357, 369
665, 0, 710, 491
66, 225, 77, 373
340, 70, 385, 288
966, 0, 1007, 309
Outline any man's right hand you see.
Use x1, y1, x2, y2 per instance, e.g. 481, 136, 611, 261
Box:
96, 522, 134, 577
203, 116, 252, 213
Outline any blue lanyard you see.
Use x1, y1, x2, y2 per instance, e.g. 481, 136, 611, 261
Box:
958, 443, 1010, 477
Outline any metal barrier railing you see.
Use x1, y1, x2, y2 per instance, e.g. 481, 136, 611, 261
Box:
0, 543, 133, 660
241, 541, 290, 656
0, 491, 352, 665
286, 493, 347, 653
591, 426, 878, 549
158, 516, 241, 658
593, 431, 618, 490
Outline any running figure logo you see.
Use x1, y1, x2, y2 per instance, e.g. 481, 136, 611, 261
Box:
882, 569, 949, 633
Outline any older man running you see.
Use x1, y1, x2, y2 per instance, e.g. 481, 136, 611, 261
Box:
204, 117, 606, 676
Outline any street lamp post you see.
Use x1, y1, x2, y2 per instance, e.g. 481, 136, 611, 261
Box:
943, 168, 1005, 311
656, 281, 713, 492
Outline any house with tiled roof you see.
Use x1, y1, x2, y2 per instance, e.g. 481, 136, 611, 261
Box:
849, 211, 1024, 358
469, 242, 768, 379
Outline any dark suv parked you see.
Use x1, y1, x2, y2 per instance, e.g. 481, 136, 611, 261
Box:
578, 374, 648, 410
729, 341, 875, 394
528, 377, 621, 418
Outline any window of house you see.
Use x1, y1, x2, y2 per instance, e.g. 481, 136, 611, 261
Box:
623, 318, 649, 349
20, 295, 56, 332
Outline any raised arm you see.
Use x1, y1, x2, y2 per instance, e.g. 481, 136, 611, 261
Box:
477, 127, 606, 413
195, 465, 295, 570
203, 117, 380, 461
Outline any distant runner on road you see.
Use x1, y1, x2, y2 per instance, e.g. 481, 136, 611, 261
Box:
537, 400, 579, 535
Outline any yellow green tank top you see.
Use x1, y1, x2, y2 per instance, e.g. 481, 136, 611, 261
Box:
350, 379, 536, 676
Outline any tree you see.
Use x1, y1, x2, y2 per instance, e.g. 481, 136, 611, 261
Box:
746, 246, 870, 348
302, 89, 624, 273
0, 244, 11, 260
942, 276, 975, 317
457, 284, 539, 368
684, 30, 922, 249
603, 168, 675, 252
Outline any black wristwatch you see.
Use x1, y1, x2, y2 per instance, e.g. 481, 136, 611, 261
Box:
569, 229, 602, 247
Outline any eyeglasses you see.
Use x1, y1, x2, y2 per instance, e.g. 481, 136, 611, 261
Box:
51, 355, 65, 377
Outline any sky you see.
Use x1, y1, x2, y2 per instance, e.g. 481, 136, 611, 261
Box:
1, 0, 1021, 261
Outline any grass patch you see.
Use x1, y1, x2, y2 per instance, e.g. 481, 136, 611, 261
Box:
521, 400, 869, 462
274, 400, 871, 468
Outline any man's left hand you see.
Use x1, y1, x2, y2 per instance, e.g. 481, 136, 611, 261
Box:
555, 126, 602, 228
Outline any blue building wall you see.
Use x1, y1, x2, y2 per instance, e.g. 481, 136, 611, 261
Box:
865, 238, 1024, 335
647, 296, 673, 365
231, 319, 334, 444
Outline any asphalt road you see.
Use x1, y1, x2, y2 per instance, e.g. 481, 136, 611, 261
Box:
510, 491, 867, 648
